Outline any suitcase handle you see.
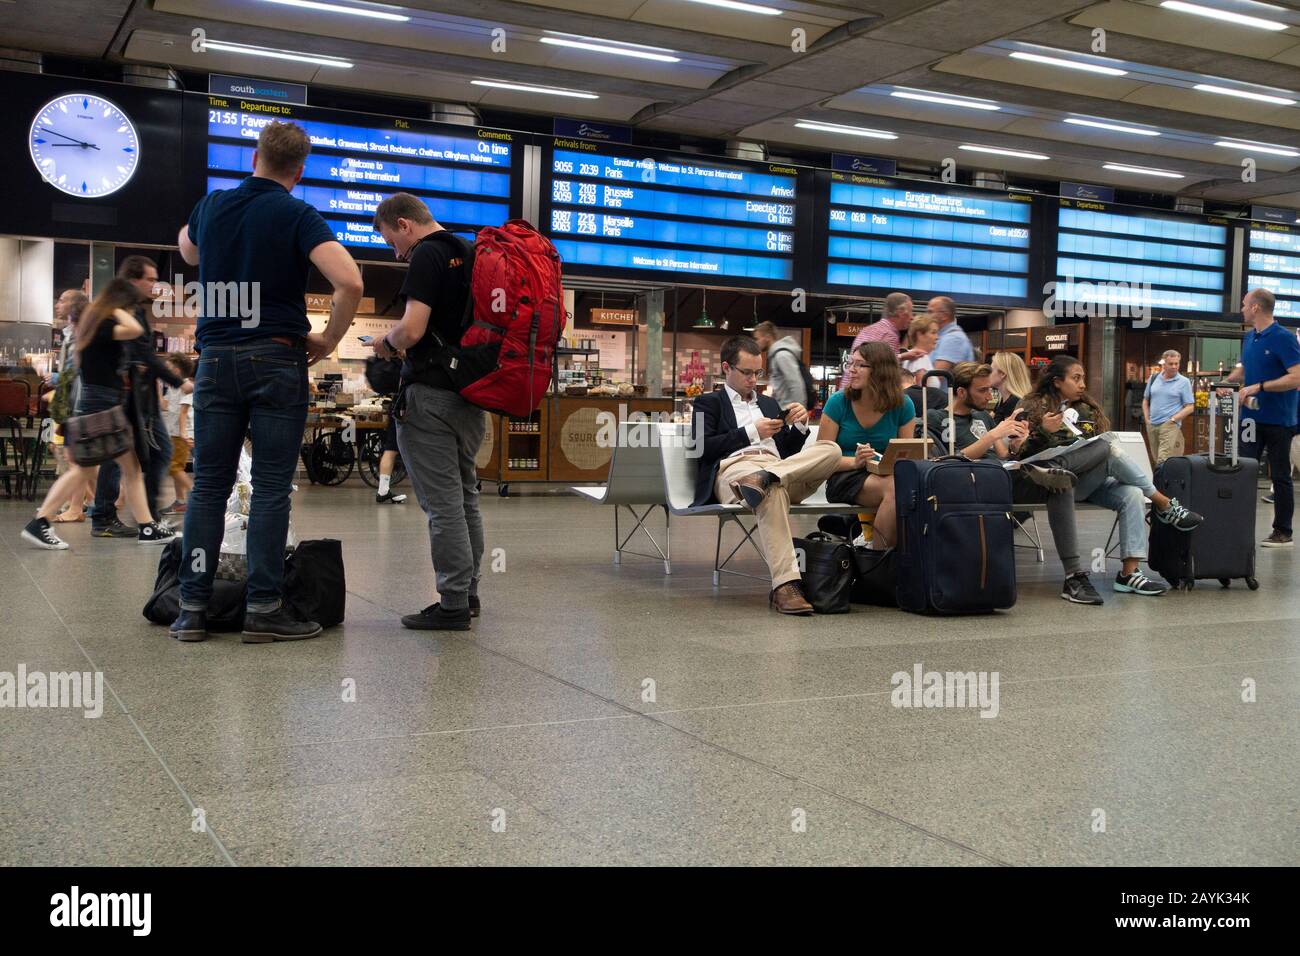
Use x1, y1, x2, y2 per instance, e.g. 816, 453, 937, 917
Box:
1207, 381, 1241, 469
919, 370, 956, 458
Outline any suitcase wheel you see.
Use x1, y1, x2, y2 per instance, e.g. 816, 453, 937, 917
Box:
1219, 578, 1231, 589
1181, 579, 1195, 591
1247, 577, 1260, 591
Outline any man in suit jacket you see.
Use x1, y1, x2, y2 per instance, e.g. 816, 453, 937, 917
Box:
692, 336, 842, 615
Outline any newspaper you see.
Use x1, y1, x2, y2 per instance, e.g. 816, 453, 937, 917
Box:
1002, 434, 1106, 471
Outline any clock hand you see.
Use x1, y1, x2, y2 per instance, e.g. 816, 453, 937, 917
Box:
41, 128, 95, 148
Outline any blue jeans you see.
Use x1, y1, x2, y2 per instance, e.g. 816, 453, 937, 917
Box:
1240, 421, 1294, 535
179, 341, 308, 613
1073, 435, 1154, 561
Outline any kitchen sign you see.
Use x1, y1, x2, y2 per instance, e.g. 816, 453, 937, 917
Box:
591, 308, 637, 326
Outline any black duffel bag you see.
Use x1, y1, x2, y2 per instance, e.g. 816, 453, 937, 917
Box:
143, 538, 346, 630
851, 546, 898, 607
142, 539, 246, 630
793, 532, 854, 614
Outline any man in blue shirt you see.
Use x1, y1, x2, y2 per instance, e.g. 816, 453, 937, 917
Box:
170, 120, 363, 642
927, 295, 976, 371
1142, 349, 1195, 465
1226, 288, 1300, 547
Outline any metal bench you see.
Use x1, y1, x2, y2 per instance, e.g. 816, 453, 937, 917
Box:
572, 421, 673, 574
656, 423, 862, 585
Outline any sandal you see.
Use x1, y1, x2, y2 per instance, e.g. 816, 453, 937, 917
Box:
52, 511, 86, 523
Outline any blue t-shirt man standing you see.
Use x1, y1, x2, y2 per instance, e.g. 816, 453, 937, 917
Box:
1227, 288, 1300, 548
170, 120, 364, 643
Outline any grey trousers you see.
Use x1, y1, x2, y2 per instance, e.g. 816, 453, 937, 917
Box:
396, 384, 487, 610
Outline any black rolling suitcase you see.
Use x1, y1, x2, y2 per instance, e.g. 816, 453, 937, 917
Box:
894, 371, 1017, 615
1149, 383, 1259, 591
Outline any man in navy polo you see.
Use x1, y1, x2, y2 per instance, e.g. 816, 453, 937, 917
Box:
1227, 288, 1300, 547
170, 120, 364, 642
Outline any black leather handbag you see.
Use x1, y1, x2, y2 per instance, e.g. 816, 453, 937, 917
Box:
793, 532, 854, 614
65, 404, 133, 466
851, 546, 898, 607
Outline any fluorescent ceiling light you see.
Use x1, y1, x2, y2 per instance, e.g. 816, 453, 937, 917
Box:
959, 144, 1049, 160
1193, 83, 1296, 105
890, 89, 1000, 111
539, 35, 681, 63
260, 0, 410, 20
794, 120, 897, 139
678, 0, 783, 14
1064, 117, 1161, 136
200, 41, 353, 68
1103, 162, 1185, 178
1009, 50, 1127, 76
1159, 1, 1288, 31
471, 79, 599, 99
1214, 139, 1300, 156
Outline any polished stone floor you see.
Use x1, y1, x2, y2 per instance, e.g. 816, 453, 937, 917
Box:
2, 479, 1297, 866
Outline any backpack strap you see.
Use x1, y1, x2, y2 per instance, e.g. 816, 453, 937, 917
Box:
422, 231, 477, 337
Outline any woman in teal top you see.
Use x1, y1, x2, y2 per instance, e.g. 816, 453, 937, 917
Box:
818, 340, 916, 548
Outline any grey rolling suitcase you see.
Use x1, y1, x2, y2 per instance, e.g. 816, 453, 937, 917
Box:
1148, 383, 1259, 591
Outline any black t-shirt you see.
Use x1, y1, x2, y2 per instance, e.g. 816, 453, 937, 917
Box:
400, 231, 471, 388
994, 393, 1021, 423
187, 176, 335, 348
927, 407, 999, 460
79, 314, 124, 389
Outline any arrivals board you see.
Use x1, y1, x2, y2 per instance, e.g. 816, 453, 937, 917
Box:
1245, 220, 1300, 322
194, 95, 522, 259
540, 138, 804, 287
1053, 198, 1230, 316
815, 171, 1035, 306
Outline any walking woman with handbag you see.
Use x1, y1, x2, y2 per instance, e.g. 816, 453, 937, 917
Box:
22, 279, 176, 550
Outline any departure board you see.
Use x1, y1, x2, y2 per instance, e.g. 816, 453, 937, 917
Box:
198, 95, 520, 258
1245, 220, 1300, 321
540, 138, 802, 286
1053, 198, 1229, 316
816, 171, 1034, 305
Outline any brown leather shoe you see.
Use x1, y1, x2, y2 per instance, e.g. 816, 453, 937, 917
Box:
770, 581, 814, 615
732, 470, 776, 512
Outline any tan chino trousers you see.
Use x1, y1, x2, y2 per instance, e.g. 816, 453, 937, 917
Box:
1147, 420, 1184, 466
714, 439, 843, 589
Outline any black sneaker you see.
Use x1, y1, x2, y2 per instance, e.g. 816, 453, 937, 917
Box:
1261, 530, 1293, 548
1262, 493, 1276, 505
1061, 572, 1104, 605
469, 595, 481, 618
169, 609, 209, 643
1155, 497, 1204, 532
137, 522, 176, 545
1114, 569, 1168, 596
375, 491, 407, 504
241, 607, 323, 643
21, 517, 68, 551
401, 603, 471, 631
92, 518, 138, 538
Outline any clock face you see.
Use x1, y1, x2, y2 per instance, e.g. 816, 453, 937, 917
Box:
29, 93, 140, 198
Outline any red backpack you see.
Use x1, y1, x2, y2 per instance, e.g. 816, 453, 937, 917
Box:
410, 220, 564, 417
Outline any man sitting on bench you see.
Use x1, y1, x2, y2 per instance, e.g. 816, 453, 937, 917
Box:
927, 362, 1106, 606
692, 335, 842, 616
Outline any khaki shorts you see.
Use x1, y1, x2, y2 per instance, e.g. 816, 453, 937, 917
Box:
168, 439, 190, 476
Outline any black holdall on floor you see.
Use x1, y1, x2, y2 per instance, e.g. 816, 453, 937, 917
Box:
793, 532, 854, 613
1149, 383, 1259, 591
143, 538, 347, 629
851, 546, 898, 607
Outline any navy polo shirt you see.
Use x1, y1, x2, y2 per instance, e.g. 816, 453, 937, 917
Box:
186, 176, 335, 349
1240, 320, 1300, 427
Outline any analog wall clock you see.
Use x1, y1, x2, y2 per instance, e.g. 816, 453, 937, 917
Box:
28, 93, 140, 198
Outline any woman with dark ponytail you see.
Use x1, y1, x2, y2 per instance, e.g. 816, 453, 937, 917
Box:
1015, 354, 1203, 597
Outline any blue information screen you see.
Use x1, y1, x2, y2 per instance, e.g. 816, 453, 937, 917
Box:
819, 172, 1034, 303
202, 96, 517, 256
541, 139, 799, 283
1246, 222, 1300, 320
1054, 199, 1229, 315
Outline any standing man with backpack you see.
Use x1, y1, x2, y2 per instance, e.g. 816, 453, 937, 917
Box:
753, 321, 817, 412
370, 194, 486, 632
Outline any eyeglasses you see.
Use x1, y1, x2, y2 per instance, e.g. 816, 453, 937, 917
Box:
842, 360, 870, 371
729, 366, 767, 381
